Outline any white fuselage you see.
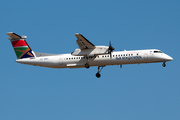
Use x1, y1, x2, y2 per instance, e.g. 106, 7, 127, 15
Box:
16, 49, 173, 68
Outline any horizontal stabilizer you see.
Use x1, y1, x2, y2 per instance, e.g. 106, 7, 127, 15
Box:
6, 32, 27, 40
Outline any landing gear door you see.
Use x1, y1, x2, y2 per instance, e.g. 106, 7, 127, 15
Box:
59, 57, 63, 65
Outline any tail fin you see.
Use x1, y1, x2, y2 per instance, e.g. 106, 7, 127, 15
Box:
7, 32, 35, 59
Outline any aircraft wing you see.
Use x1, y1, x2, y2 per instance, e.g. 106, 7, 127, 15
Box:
75, 33, 95, 50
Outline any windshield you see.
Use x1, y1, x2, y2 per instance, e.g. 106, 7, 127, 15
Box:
154, 51, 163, 53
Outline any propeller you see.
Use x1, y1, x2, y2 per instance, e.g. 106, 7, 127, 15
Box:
108, 41, 115, 58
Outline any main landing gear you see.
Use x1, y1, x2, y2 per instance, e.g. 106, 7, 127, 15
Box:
96, 66, 105, 78
85, 56, 91, 69
162, 61, 166, 67
84, 63, 104, 78
85, 63, 90, 69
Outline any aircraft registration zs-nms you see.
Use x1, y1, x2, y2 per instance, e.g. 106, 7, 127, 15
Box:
7, 32, 173, 78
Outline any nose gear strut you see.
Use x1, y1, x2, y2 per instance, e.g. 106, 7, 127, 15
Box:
162, 61, 166, 67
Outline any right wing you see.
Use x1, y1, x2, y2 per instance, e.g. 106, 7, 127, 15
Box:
75, 33, 95, 50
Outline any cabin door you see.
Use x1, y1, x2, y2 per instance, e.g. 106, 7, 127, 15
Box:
59, 57, 63, 65
144, 52, 148, 59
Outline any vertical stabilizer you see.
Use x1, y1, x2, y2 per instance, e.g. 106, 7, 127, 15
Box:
7, 32, 35, 59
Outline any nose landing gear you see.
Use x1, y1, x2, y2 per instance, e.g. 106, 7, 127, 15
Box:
96, 73, 101, 78
162, 61, 166, 67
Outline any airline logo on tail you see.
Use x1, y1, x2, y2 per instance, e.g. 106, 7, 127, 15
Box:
7, 32, 35, 59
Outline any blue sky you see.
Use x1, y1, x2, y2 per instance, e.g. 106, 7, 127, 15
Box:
0, 0, 180, 119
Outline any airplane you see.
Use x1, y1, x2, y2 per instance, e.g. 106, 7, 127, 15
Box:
7, 32, 173, 78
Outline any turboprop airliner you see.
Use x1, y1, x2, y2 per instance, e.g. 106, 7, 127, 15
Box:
7, 32, 173, 78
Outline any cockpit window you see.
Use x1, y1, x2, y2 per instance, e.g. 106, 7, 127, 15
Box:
154, 51, 163, 53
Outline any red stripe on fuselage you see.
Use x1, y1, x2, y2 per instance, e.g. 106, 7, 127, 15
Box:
12, 40, 28, 47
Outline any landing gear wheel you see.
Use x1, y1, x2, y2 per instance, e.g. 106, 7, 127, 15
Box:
96, 73, 101, 78
85, 63, 90, 69
162, 62, 166, 67
95, 66, 105, 78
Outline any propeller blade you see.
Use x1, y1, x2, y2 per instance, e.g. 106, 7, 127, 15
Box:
108, 41, 115, 58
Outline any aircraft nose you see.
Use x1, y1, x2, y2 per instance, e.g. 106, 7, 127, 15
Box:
169, 56, 173, 61
165, 55, 173, 61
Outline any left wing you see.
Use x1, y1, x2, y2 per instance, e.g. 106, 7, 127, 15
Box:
75, 33, 95, 50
